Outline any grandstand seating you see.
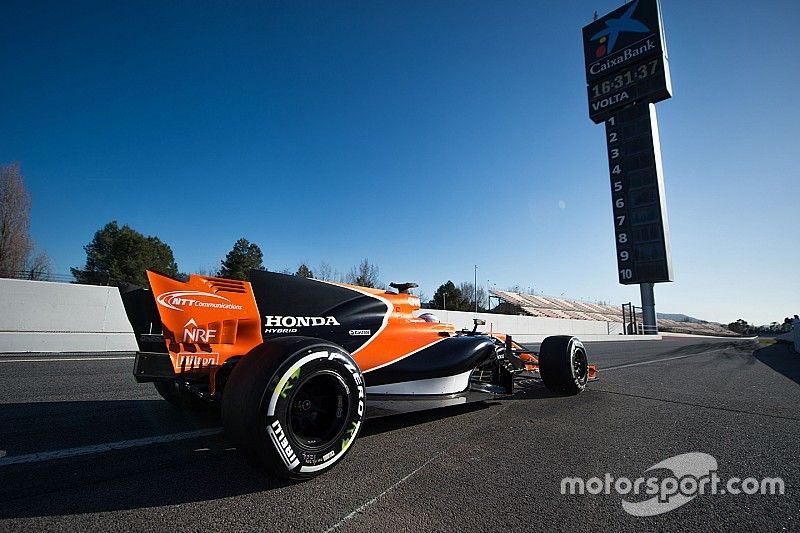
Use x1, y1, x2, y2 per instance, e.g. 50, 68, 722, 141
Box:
490, 290, 737, 336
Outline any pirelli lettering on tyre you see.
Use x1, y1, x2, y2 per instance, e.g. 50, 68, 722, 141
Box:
267, 420, 300, 470
339, 357, 365, 418
263, 349, 366, 476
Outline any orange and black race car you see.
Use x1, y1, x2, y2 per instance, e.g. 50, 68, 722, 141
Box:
121, 270, 597, 479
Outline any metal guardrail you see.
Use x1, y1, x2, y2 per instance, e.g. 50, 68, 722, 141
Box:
636, 323, 659, 335
0, 270, 76, 283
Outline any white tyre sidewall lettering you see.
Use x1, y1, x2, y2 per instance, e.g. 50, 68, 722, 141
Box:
570, 339, 587, 390
264, 347, 365, 475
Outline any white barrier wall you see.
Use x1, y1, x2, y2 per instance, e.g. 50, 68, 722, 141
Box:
0, 279, 138, 352
0, 279, 641, 353
422, 309, 632, 343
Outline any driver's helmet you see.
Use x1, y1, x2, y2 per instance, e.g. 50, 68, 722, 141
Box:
418, 312, 440, 323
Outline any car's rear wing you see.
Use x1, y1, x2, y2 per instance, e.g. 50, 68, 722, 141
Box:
119, 285, 168, 354
120, 271, 265, 382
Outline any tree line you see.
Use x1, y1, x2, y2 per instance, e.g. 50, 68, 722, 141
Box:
11, 162, 789, 329
70, 220, 389, 290
0, 162, 620, 311
65, 218, 494, 310
1, 163, 477, 301
726, 318, 794, 336
0, 162, 391, 290
0, 163, 52, 280
0, 163, 539, 310
67, 220, 494, 310
71, 221, 494, 310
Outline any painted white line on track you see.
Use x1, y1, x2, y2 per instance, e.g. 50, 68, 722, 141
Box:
0, 427, 223, 466
0, 356, 135, 363
324, 455, 439, 532
602, 348, 728, 372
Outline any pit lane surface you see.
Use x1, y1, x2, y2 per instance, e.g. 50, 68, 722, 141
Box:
0, 336, 797, 531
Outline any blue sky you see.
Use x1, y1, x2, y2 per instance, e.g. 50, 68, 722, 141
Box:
2, 0, 798, 325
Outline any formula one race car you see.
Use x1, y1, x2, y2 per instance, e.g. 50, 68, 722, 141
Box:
121, 270, 597, 479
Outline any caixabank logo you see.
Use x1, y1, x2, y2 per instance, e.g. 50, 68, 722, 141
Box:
583, 0, 664, 82
591, 0, 648, 58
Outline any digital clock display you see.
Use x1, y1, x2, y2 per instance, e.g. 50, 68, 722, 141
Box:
590, 58, 661, 99
586, 54, 671, 124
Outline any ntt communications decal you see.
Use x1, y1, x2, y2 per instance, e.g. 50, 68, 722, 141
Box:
560, 452, 784, 516
156, 291, 243, 312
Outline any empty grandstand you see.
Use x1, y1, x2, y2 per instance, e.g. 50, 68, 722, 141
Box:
489, 290, 738, 337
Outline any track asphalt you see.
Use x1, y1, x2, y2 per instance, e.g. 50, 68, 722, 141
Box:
0, 336, 797, 531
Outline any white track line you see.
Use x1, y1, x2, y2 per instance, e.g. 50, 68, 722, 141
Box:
602, 349, 727, 372
324, 455, 439, 532
0, 356, 135, 363
0, 427, 223, 466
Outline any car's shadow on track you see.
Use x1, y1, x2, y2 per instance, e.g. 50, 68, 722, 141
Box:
0, 384, 558, 519
0, 399, 290, 519
0, 372, 568, 519
361, 401, 495, 437
754, 342, 800, 385
360, 376, 562, 437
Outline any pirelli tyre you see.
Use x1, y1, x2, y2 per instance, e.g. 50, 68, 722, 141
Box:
221, 337, 365, 480
538, 335, 588, 395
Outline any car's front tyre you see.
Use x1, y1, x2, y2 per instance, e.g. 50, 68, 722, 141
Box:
538, 335, 588, 395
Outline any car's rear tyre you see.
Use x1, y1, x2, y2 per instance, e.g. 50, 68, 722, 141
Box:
153, 380, 209, 410
221, 337, 365, 480
538, 336, 588, 395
